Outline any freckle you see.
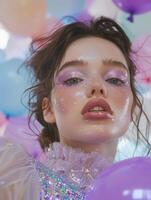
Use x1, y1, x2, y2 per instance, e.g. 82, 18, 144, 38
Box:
60, 107, 66, 112
56, 98, 67, 113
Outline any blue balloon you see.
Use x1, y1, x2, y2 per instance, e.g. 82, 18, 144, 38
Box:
61, 15, 77, 25
135, 83, 150, 95
46, 0, 85, 18
0, 59, 31, 117
0, 49, 6, 63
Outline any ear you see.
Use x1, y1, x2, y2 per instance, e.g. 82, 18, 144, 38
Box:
42, 97, 56, 123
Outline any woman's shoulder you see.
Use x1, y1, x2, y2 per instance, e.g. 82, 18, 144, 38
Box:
0, 138, 85, 199
0, 136, 35, 169
0, 136, 29, 154
0, 137, 40, 200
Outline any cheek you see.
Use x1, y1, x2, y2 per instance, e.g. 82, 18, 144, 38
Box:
111, 87, 133, 118
114, 88, 132, 107
51, 85, 85, 115
109, 87, 133, 136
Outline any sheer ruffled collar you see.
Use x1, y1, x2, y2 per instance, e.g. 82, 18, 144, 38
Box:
43, 142, 112, 190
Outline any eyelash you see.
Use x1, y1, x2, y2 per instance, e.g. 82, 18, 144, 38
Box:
63, 77, 83, 86
63, 77, 126, 86
106, 78, 125, 86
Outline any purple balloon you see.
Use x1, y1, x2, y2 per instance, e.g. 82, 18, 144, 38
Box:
112, 0, 151, 22
86, 157, 151, 200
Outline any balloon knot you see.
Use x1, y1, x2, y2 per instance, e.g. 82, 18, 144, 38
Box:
127, 13, 134, 23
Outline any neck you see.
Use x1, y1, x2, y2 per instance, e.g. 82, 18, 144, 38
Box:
60, 138, 118, 163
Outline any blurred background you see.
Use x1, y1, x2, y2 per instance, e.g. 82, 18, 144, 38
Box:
0, 0, 150, 159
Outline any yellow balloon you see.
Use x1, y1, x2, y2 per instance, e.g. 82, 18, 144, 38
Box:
0, 0, 47, 37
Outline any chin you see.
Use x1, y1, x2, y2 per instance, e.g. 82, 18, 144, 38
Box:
79, 134, 116, 144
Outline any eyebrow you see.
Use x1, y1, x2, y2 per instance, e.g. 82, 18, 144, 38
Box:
103, 59, 128, 72
57, 58, 128, 74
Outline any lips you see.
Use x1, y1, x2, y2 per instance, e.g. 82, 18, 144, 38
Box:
81, 98, 113, 120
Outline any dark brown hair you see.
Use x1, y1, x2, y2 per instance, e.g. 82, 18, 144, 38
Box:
25, 16, 151, 153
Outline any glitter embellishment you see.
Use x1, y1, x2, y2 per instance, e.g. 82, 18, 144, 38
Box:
35, 161, 85, 200
43, 142, 111, 190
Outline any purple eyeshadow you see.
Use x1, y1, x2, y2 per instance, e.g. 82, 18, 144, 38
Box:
55, 70, 84, 84
54, 68, 129, 85
104, 70, 128, 81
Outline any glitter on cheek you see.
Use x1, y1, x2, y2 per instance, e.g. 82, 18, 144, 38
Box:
119, 97, 133, 120
51, 86, 80, 115
110, 86, 133, 122
111, 86, 132, 106
50, 87, 66, 115
51, 82, 88, 119
74, 91, 86, 100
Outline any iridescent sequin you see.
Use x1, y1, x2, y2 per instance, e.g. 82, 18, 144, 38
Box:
35, 161, 85, 200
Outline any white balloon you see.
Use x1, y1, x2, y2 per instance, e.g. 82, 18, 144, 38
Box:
4, 34, 31, 60
86, 0, 119, 19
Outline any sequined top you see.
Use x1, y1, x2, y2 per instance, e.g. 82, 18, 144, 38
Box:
0, 137, 112, 200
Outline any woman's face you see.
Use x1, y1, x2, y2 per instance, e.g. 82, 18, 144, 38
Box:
43, 37, 133, 146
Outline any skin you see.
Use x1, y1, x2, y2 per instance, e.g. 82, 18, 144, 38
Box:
43, 37, 133, 160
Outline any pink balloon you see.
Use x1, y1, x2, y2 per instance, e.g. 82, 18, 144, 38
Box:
131, 35, 151, 85
0, 0, 47, 37
86, 157, 151, 200
0, 112, 7, 126
112, 0, 151, 22
31, 16, 63, 51
43, 17, 63, 34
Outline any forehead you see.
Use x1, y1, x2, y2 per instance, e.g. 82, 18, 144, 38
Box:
60, 36, 127, 68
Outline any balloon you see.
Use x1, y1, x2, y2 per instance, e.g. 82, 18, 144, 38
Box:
61, 16, 78, 25
38, 16, 63, 36
0, 25, 10, 51
135, 83, 150, 96
131, 35, 151, 85
0, 0, 47, 37
31, 16, 63, 50
85, 0, 119, 19
0, 112, 8, 136
0, 112, 7, 126
4, 34, 31, 60
4, 115, 42, 158
46, 0, 85, 18
116, 11, 151, 41
33, 16, 63, 37
0, 59, 31, 116
0, 49, 6, 63
86, 157, 151, 200
78, 12, 92, 22
112, 0, 151, 22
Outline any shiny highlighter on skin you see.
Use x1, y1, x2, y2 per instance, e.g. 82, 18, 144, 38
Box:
45, 37, 134, 151
54, 67, 129, 88
54, 66, 129, 122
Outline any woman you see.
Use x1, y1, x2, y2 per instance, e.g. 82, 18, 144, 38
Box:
0, 16, 150, 200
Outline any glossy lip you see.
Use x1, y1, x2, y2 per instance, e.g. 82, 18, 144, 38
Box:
81, 98, 113, 121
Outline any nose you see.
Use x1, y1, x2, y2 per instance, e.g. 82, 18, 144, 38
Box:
86, 79, 108, 98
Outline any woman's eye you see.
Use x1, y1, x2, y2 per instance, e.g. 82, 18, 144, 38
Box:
106, 78, 125, 86
63, 77, 83, 86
